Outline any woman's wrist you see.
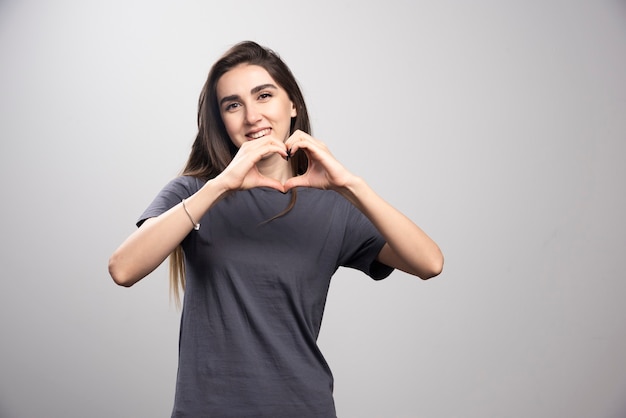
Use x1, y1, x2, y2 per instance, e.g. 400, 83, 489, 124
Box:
335, 175, 371, 207
206, 175, 233, 196
185, 177, 232, 222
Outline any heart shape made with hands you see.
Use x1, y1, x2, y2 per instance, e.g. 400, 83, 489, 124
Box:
248, 147, 316, 193
240, 131, 342, 192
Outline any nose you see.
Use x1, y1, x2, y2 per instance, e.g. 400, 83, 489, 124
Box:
244, 103, 262, 125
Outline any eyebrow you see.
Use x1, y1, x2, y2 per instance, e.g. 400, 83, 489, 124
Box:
219, 83, 279, 107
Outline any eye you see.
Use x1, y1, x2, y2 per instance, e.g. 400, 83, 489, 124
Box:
258, 92, 272, 101
225, 102, 241, 112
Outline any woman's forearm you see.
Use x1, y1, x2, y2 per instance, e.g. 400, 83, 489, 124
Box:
108, 179, 228, 287
337, 176, 443, 279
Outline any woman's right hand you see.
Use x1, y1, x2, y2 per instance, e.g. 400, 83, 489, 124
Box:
109, 137, 289, 287
214, 136, 289, 192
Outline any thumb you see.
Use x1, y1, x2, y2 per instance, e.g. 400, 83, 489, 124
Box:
257, 177, 286, 193
283, 175, 308, 191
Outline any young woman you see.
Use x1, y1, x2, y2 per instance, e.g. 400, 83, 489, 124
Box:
109, 40, 443, 418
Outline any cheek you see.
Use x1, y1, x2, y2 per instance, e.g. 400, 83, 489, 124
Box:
220, 114, 243, 146
278, 104, 296, 126
221, 114, 239, 134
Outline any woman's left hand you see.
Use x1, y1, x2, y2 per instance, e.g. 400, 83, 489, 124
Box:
283, 130, 355, 191
283, 131, 443, 279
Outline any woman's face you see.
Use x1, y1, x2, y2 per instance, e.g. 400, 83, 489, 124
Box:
216, 64, 297, 149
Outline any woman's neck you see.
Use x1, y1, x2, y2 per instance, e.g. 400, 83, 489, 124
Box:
256, 153, 294, 184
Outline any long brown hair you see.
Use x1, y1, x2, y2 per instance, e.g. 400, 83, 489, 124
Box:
169, 41, 311, 305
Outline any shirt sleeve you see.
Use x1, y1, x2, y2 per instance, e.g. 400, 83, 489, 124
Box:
136, 176, 204, 227
337, 199, 394, 281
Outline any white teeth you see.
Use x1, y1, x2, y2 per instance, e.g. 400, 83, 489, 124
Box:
249, 129, 270, 139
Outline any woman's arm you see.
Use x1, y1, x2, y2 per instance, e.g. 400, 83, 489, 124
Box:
338, 176, 443, 279
109, 136, 290, 287
108, 179, 226, 287
283, 130, 443, 279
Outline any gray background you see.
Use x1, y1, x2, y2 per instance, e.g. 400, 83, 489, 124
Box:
1, 1, 625, 417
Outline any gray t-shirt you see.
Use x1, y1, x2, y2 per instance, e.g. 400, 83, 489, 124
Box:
139, 176, 393, 417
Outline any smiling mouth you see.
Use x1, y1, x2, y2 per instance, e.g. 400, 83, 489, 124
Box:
247, 128, 271, 140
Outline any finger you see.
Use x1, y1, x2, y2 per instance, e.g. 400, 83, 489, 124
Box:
240, 141, 289, 162
284, 130, 312, 153
286, 133, 329, 159
241, 135, 290, 152
260, 137, 291, 158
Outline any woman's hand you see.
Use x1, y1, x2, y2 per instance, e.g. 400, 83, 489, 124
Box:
215, 136, 289, 192
283, 130, 443, 279
283, 130, 356, 191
